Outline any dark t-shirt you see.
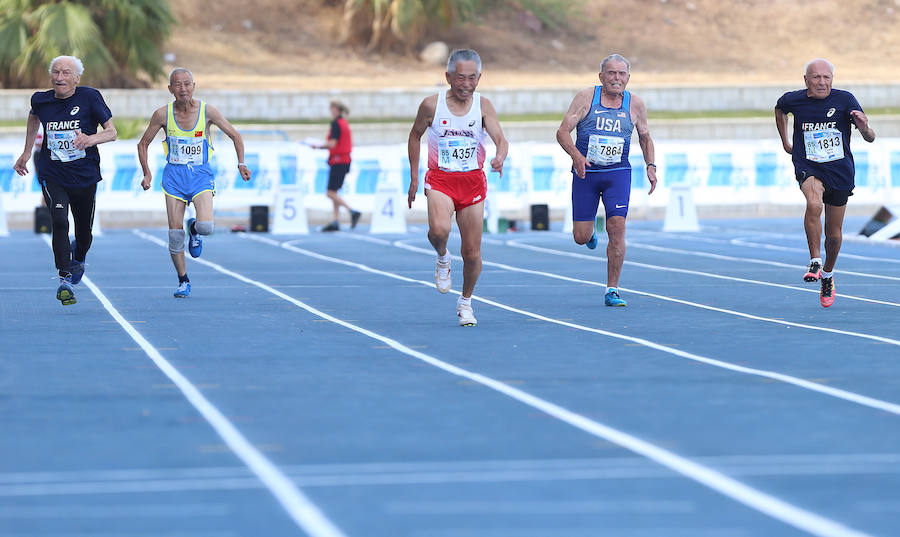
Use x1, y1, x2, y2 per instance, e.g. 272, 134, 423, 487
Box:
775, 88, 862, 190
30, 86, 113, 189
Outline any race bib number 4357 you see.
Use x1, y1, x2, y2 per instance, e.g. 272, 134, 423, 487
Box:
438, 137, 478, 172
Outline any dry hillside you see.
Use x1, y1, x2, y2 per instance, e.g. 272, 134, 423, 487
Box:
163, 0, 900, 89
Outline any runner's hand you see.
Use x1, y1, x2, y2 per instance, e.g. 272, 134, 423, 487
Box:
141, 174, 152, 191
491, 156, 504, 177
572, 153, 587, 178
407, 179, 418, 209
647, 166, 658, 195
850, 110, 869, 131
13, 152, 29, 176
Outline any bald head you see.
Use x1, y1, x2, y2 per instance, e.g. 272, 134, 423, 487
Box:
805, 58, 834, 77
804, 58, 834, 99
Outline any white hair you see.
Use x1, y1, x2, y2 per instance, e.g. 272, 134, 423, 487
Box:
805, 58, 834, 75
48, 56, 84, 75
447, 49, 482, 75
168, 67, 194, 84
601, 54, 630, 73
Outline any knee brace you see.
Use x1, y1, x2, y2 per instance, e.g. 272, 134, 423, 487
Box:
168, 229, 185, 254
193, 220, 214, 236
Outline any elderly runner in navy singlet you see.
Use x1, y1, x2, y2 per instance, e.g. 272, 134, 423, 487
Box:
14, 55, 117, 306
775, 58, 875, 308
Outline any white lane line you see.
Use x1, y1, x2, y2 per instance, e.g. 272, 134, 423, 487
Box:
45, 236, 347, 537
728, 237, 900, 264
625, 241, 900, 282
5, 453, 900, 496
701, 226, 900, 250
381, 236, 900, 347
628, 230, 900, 262
238, 232, 900, 416
138, 232, 873, 537
504, 239, 900, 308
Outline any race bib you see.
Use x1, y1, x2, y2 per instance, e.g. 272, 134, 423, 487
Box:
47, 130, 86, 162
804, 128, 844, 163
438, 137, 478, 172
167, 136, 205, 165
587, 134, 625, 165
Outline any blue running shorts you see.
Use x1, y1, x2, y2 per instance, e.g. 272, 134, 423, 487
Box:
162, 163, 215, 203
572, 168, 632, 220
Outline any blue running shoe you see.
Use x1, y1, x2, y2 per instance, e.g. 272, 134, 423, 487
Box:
69, 239, 85, 284
585, 231, 598, 250
69, 260, 85, 284
187, 218, 202, 258
56, 275, 76, 306
174, 281, 191, 298
604, 288, 627, 307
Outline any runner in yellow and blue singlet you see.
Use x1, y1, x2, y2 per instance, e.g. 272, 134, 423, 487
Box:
137, 68, 251, 298
161, 100, 215, 203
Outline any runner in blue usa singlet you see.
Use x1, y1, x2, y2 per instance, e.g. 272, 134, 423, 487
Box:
557, 54, 658, 307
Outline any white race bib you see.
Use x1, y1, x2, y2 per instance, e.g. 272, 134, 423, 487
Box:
587, 134, 625, 165
438, 137, 478, 172
803, 128, 844, 163
168, 136, 205, 165
47, 130, 86, 162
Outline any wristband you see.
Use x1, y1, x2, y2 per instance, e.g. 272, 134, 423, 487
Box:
237, 162, 247, 168
646, 163, 657, 168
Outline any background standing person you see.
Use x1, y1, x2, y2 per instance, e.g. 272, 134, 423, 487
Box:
13, 55, 117, 306
775, 58, 875, 308
316, 100, 360, 231
407, 49, 508, 326
137, 67, 251, 298
556, 53, 657, 308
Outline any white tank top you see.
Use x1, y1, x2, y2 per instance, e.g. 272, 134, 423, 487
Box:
427, 90, 486, 172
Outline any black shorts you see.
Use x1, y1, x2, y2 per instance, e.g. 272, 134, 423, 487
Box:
327, 163, 351, 191
796, 170, 852, 207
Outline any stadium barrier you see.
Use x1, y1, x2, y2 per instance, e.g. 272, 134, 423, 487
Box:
2, 140, 900, 224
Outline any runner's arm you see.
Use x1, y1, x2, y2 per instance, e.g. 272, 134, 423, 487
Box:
481, 97, 508, 176
631, 93, 657, 195
556, 87, 592, 178
407, 96, 435, 208
137, 107, 167, 190
850, 110, 875, 142
14, 114, 41, 176
774, 108, 792, 154
208, 104, 251, 181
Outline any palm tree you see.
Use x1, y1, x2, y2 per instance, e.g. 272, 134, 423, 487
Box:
338, 0, 572, 54
0, 0, 174, 88
339, 0, 479, 53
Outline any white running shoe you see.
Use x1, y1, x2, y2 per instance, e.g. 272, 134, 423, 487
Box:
435, 258, 451, 293
457, 303, 477, 326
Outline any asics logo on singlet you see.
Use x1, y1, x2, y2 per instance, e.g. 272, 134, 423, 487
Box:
70, 106, 79, 115
827, 107, 836, 117
468, 120, 476, 127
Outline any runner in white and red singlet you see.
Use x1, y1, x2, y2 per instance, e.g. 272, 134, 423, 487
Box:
407, 49, 508, 326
